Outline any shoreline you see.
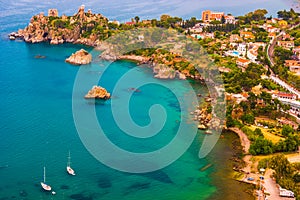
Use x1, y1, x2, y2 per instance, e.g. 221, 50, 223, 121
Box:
117, 55, 151, 64
207, 130, 255, 200
228, 127, 255, 179
228, 127, 250, 154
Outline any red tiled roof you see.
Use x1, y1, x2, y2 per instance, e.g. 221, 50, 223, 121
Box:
277, 92, 296, 98
237, 58, 250, 63
125, 22, 135, 25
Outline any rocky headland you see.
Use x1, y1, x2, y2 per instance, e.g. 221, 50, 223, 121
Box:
66, 49, 92, 65
85, 86, 111, 99
9, 5, 108, 46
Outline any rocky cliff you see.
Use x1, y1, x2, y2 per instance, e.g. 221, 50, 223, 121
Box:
10, 6, 108, 46
66, 49, 92, 65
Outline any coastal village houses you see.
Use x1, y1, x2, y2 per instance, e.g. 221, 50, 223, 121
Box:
236, 58, 251, 68
240, 31, 255, 40
285, 60, 300, 75
277, 41, 295, 50
293, 46, 300, 60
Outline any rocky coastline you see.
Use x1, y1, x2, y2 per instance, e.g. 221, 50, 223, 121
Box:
9, 6, 107, 47
117, 55, 151, 65
9, 6, 203, 81
192, 106, 212, 130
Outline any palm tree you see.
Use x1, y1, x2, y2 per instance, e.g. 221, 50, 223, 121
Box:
134, 16, 140, 24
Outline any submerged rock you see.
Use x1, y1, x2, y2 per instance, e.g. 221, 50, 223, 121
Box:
19, 190, 28, 197
66, 49, 92, 65
97, 177, 112, 188
85, 85, 111, 99
70, 193, 93, 200
60, 185, 69, 190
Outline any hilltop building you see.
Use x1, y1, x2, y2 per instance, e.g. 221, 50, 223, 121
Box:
48, 9, 58, 17
202, 10, 224, 22
201, 10, 236, 24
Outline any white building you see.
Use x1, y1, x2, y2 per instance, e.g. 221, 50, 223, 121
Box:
237, 43, 247, 56
279, 187, 294, 198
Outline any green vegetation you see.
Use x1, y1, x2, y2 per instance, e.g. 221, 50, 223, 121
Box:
203, 23, 239, 33
248, 125, 299, 155
258, 154, 300, 199
237, 9, 268, 25
277, 8, 299, 21
222, 63, 266, 93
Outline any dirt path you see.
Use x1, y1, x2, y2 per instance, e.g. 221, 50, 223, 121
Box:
229, 127, 251, 154
288, 153, 300, 163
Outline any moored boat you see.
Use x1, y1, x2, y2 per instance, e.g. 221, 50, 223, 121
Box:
41, 167, 52, 191
67, 151, 76, 176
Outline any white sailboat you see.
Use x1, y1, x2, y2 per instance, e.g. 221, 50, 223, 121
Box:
67, 151, 75, 176
41, 166, 52, 191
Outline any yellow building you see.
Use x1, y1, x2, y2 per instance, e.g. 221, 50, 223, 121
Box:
278, 20, 288, 28
202, 10, 224, 22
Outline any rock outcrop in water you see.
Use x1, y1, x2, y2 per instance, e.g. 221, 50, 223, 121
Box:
66, 49, 92, 65
85, 86, 111, 99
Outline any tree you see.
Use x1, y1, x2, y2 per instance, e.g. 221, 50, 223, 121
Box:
221, 15, 226, 24
284, 135, 299, 152
134, 16, 140, 24
274, 46, 293, 65
270, 154, 294, 179
277, 9, 298, 20
282, 125, 294, 137
249, 137, 274, 155
160, 14, 170, 22
254, 128, 263, 137
151, 19, 158, 26
241, 113, 255, 124
108, 22, 118, 30
226, 115, 235, 127
252, 9, 268, 21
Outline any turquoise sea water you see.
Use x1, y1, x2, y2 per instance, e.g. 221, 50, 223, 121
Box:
0, 1, 292, 199
0, 25, 216, 200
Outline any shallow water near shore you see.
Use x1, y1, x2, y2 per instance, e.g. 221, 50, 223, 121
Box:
207, 131, 255, 200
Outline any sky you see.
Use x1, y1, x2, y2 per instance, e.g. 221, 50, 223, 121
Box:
0, 0, 297, 21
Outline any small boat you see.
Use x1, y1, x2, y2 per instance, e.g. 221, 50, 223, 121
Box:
247, 177, 254, 181
41, 166, 52, 191
204, 130, 212, 135
67, 151, 75, 176
200, 163, 213, 171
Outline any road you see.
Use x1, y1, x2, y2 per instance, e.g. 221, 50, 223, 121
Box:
269, 75, 300, 98
267, 23, 300, 67
267, 32, 283, 67
288, 153, 300, 163
263, 169, 295, 200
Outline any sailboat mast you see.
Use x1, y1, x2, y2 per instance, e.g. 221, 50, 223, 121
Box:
43, 166, 46, 183
68, 151, 71, 167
